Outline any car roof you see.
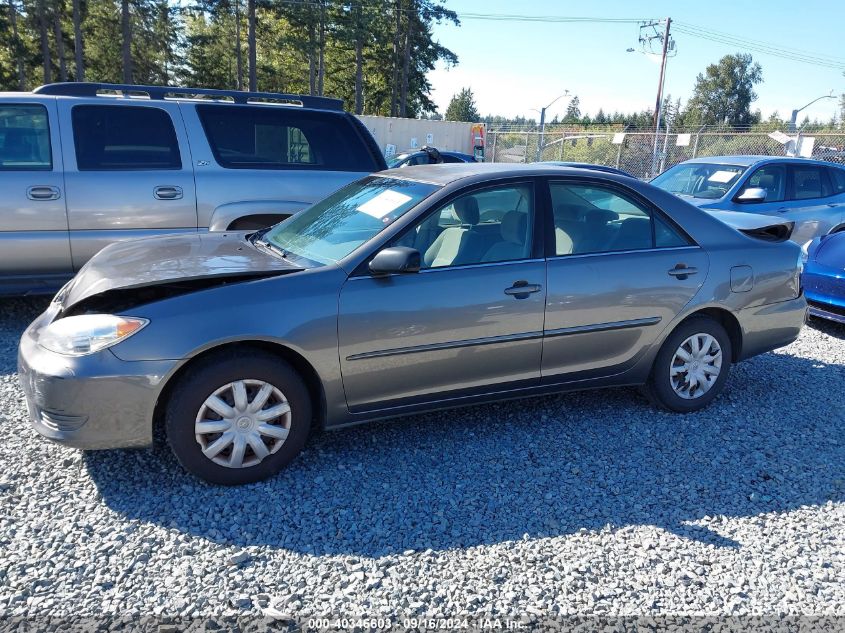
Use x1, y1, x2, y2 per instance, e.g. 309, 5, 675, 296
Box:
681, 155, 839, 168
375, 162, 635, 186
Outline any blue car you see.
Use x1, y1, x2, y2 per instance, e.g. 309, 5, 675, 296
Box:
652, 156, 845, 245
388, 146, 478, 168
803, 231, 845, 324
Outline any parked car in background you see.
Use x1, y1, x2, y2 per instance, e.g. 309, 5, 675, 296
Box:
388, 146, 478, 168
19, 163, 806, 484
651, 156, 845, 245
0, 82, 386, 295
541, 161, 635, 178
803, 231, 845, 324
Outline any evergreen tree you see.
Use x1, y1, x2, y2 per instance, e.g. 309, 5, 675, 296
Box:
444, 86, 479, 122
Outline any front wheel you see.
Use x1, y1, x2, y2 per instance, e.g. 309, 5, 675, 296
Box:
643, 316, 732, 413
165, 350, 312, 484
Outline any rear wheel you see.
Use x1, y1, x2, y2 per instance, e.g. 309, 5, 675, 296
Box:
165, 350, 311, 484
643, 316, 732, 413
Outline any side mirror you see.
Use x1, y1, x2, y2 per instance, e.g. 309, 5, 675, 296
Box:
736, 187, 768, 203
369, 247, 421, 276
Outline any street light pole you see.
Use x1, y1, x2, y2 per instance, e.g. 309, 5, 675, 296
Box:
650, 17, 671, 177
789, 92, 835, 132
533, 91, 569, 162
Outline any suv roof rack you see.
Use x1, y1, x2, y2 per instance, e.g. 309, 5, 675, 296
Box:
32, 82, 344, 111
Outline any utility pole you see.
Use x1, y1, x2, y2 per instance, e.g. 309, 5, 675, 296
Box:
651, 17, 671, 177
532, 91, 569, 162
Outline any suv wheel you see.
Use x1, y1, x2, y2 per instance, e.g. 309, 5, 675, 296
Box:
165, 350, 311, 484
643, 316, 732, 413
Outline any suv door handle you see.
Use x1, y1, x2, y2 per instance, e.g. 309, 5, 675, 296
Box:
668, 264, 698, 280
504, 280, 542, 298
154, 185, 183, 200
27, 186, 61, 201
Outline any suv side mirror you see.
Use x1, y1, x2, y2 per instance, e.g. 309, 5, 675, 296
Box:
369, 247, 421, 275
736, 187, 768, 203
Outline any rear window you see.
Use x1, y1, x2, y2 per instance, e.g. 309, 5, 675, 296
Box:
789, 165, 831, 200
197, 104, 379, 172
72, 105, 181, 170
0, 104, 51, 170
828, 167, 845, 194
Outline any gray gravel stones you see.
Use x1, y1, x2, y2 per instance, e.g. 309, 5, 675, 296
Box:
0, 296, 843, 622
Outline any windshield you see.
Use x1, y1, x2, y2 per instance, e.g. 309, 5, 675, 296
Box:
264, 176, 438, 265
652, 163, 746, 199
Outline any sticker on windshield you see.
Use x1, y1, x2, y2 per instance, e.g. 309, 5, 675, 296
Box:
357, 189, 413, 218
708, 170, 738, 183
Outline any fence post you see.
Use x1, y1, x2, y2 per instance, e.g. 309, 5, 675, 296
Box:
615, 143, 622, 170
490, 130, 497, 163
691, 125, 705, 159
525, 131, 530, 164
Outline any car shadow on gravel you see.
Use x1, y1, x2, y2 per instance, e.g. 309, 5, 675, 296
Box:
808, 316, 845, 340
85, 347, 845, 557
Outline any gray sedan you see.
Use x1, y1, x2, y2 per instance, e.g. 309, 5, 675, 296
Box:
18, 164, 807, 484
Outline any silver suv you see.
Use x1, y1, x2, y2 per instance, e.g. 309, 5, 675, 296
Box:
0, 82, 386, 295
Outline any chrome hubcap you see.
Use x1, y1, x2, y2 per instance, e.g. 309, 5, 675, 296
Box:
669, 333, 722, 400
195, 379, 291, 469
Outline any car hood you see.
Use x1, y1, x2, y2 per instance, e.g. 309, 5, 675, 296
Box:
814, 232, 845, 268
58, 232, 302, 311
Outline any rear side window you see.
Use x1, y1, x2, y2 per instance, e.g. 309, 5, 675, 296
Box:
72, 105, 181, 170
789, 165, 831, 200
0, 104, 51, 170
197, 105, 379, 172
828, 167, 845, 194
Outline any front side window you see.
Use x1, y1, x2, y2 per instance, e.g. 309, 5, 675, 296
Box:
551, 182, 690, 256
0, 104, 51, 170
72, 105, 181, 170
265, 176, 438, 265
789, 165, 831, 200
394, 184, 534, 269
741, 165, 786, 203
651, 163, 745, 199
198, 105, 380, 172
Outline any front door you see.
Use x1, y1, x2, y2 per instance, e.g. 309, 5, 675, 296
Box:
0, 100, 72, 290
57, 101, 198, 269
542, 179, 708, 381
338, 181, 546, 412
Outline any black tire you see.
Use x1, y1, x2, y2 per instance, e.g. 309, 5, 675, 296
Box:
642, 316, 732, 413
165, 349, 312, 485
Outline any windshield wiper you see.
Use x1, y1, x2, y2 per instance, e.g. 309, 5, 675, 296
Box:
249, 231, 289, 259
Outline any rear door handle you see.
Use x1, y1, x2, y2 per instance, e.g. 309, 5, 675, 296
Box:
27, 185, 61, 201
154, 185, 183, 200
668, 264, 698, 280
504, 280, 542, 298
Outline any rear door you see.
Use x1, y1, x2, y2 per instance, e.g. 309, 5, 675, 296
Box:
782, 163, 842, 243
0, 99, 72, 290
542, 179, 708, 382
183, 104, 383, 230
57, 100, 198, 268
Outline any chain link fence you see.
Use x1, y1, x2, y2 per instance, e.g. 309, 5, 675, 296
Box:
485, 127, 845, 179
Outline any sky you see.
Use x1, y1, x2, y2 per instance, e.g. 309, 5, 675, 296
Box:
427, 0, 845, 123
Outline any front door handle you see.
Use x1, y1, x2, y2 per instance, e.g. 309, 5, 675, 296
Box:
668, 264, 698, 280
27, 185, 61, 201
504, 280, 542, 299
154, 185, 183, 200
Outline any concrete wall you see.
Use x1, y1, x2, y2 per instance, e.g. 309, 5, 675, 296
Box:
356, 115, 481, 157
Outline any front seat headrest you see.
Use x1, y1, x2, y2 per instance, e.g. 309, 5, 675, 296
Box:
500, 211, 528, 245
585, 208, 618, 224
453, 196, 480, 225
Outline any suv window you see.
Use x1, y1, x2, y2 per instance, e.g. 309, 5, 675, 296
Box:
551, 182, 690, 256
789, 165, 831, 200
72, 105, 181, 170
197, 105, 379, 172
0, 104, 51, 170
742, 165, 786, 202
828, 167, 845, 194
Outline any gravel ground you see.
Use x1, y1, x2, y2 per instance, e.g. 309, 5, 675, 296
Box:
0, 296, 844, 626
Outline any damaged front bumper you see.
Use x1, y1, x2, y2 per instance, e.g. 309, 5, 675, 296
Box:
17, 304, 178, 450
